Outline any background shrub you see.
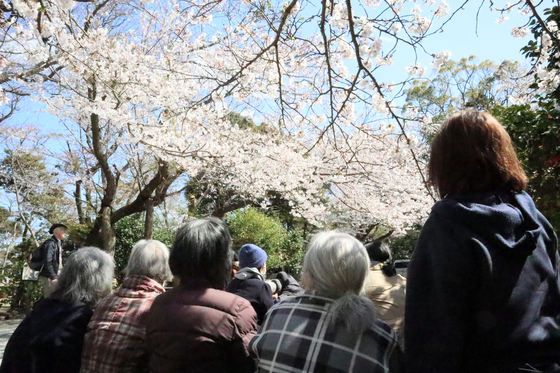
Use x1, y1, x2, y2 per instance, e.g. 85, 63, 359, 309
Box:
226, 207, 306, 275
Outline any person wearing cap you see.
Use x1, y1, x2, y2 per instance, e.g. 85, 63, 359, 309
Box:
226, 244, 275, 325
38, 223, 68, 297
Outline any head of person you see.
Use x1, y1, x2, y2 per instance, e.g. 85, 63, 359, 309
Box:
365, 240, 396, 277
232, 251, 240, 276
428, 110, 528, 198
124, 239, 172, 285
302, 231, 369, 298
301, 231, 375, 331
169, 217, 232, 289
53, 246, 114, 307
50, 223, 68, 240
238, 244, 267, 274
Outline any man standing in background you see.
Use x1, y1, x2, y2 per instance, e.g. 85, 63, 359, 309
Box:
38, 223, 68, 297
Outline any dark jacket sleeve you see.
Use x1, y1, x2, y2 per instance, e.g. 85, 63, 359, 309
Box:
42, 239, 58, 279
388, 337, 406, 373
230, 300, 258, 373
0, 300, 92, 373
46, 305, 92, 373
261, 282, 274, 313
405, 214, 478, 373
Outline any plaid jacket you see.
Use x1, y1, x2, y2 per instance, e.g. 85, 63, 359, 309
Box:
250, 293, 404, 373
80, 275, 165, 373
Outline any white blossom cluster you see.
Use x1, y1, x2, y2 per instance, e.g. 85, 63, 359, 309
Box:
490, 1, 560, 105
533, 21, 560, 95
0, 0, 472, 233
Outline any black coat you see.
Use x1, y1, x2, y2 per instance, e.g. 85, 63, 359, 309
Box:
405, 190, 560, 373
226, 268, 274, 325
38, 236, 61, 279
0, 298, 93, 373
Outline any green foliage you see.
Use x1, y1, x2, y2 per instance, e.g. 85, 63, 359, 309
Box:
0, 151, 50, 190
277, 229, 306, 274
0, 206, 15, 235
0, 239, 43, 310
512, 6, 560, 231
65, 223, 92, 248
226, 207, 286, 256
226, 111, 256, 130
0, 150, 72, 224
493, 103, 560, 232
225, 207, 306, 274
153, 227, 176, 248
388, 226, 421, 260
226, 111, 275, 134
521, 6, 560, 101
405, 56, 525, 136
113, 215, 144, 280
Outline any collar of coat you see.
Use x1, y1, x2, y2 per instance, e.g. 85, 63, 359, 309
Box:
234, 267, 265, 281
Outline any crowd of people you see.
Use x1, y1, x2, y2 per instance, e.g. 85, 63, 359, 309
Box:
0, 110, 559, 373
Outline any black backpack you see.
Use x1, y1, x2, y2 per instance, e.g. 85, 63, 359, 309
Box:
28, 241, 46, 271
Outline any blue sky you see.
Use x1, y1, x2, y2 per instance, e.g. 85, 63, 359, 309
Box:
380, 1, 530, 87
424, 2, 528, 63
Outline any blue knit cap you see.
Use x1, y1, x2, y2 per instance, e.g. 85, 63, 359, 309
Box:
239, 244, 268, 269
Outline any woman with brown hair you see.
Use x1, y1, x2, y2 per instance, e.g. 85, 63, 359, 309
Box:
405, 110, 560, 373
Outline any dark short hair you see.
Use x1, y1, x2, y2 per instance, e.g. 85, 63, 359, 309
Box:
428, 110, 528, 198
169, 217, 232, 289
365, 240, 391, 262
365, 240, 396, 277
49, 223, 68, 234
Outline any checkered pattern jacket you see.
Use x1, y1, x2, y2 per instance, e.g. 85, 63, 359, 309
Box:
250, 293, 404, 373
80, 275, 165, 373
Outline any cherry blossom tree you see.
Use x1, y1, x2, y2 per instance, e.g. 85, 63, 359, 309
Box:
0, 0, 554, 249
0, 123, 71, 245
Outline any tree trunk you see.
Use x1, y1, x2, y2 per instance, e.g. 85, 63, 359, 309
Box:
211, 198, 252, 218
90, 109, 119, 254
2, 222, 17, 275
84, 184, 92, 223
144, 199, 154, 239
85, 163, 181, 249
100, 206, 116, 255
86, 102, 181, 249
75, 180, 85, 224
110, 162, 180, 225
162, 200, 170, 229
14, 185, 39, 247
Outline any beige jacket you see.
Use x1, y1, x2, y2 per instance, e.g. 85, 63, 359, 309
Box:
365, 264, 407, 344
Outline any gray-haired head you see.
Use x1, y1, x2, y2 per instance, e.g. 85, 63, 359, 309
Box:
124, 239, 172, 284
303, 231, 370, 297
302, 231, 376, 332
53, 246, 114, 307
169, 217, 232, 289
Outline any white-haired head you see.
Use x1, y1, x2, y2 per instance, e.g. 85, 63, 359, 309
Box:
302, 231, 370, 297
124, 239, 172, 284
302, 231, 376, 332
53, 246, 114, 307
